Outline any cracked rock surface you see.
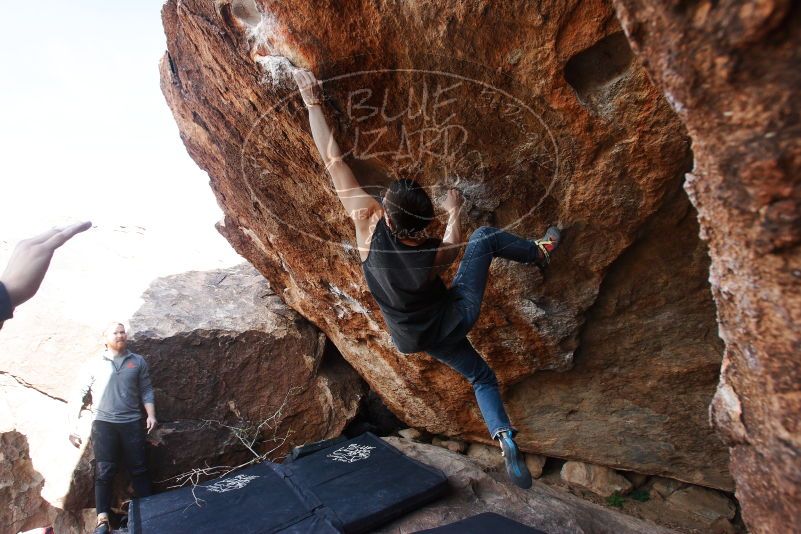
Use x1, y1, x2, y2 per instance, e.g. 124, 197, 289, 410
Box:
0, 430, 48, 534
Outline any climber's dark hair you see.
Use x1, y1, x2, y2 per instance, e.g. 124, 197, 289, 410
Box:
383, 179, 434, 240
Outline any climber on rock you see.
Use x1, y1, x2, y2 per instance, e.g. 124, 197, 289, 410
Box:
293, 69, 560, 489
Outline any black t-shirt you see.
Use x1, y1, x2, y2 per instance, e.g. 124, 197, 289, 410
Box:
362, 218, 462, 353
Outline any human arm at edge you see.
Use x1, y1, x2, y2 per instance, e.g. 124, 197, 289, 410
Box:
0, 221, 92, 330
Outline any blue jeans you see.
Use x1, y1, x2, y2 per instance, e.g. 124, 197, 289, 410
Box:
425, 226, 541, 439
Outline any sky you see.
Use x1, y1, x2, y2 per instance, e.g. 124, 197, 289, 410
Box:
0, 0, 227, 239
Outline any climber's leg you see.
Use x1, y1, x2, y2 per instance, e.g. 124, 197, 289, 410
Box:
449, 226, 560, 332
425, 336, 513, 438
425, 336, 532, 488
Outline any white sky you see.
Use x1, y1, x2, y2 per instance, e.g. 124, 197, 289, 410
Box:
0, 0, 226, 238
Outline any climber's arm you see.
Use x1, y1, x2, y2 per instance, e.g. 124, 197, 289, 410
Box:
295, 69, 381, 224
430, 189, 464, 276
308, 105, 381, 220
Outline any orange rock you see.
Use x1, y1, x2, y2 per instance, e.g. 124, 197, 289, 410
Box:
612, 0, 801, 531
160, 0, 729, 490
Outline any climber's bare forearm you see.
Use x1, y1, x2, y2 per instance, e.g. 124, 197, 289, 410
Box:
443, 206, 462, 246
433, 206, 463, 270
307, 105, 341, 164
306, 106, 379, 218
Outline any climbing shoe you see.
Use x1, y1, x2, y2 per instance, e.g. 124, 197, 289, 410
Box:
92, 519, 110, 534
534, 226, 561, 267
497, 431, 532, 489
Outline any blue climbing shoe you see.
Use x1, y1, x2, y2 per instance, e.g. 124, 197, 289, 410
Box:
534, 226, 561, 267
497, 431, 532, 489
92, 519, 110, 534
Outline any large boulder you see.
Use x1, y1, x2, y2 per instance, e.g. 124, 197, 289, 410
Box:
0, 415, 92, 533
62, 263, 366, 510
610, 1, 801, 531
509, 184, 730, 489
160, 0, 730, 489
129, 263, 366, 487
0, 373, 84, 523
0, 225, 242, 527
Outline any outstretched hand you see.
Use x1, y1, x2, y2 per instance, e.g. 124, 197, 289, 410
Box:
1, 221, 92, 308
293, 69, 322, 107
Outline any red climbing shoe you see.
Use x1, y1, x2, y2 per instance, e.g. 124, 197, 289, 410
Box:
534, 226, 561, 267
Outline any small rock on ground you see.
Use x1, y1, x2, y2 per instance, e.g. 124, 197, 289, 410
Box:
432, 437, 467, 454
650, 476, 684, 499
666, 485, 736, 523
561, 461, 633, 497
466, 442, 504, 469
623, 472, 649, 488
398, 428, 424, 441
525, 454, 547, 479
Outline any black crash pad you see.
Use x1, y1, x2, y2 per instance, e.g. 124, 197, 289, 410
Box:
413, 512, 548, 533
128, 433, 448, 533
283, 432, 449, 533
128, 461, 339, 533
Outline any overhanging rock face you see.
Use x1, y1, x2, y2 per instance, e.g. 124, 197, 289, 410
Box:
509, 183, 729, 489
160, 0, 730, 489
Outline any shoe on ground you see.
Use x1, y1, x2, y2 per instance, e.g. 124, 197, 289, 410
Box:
497, 431, 532, 489
93, 519, 110, 534
534, 226, 561, 267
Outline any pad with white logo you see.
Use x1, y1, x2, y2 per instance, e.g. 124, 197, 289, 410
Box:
327, 444, 377, 463
206, 474, 260, 493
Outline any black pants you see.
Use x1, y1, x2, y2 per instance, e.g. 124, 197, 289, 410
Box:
91, 419, 152, 514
